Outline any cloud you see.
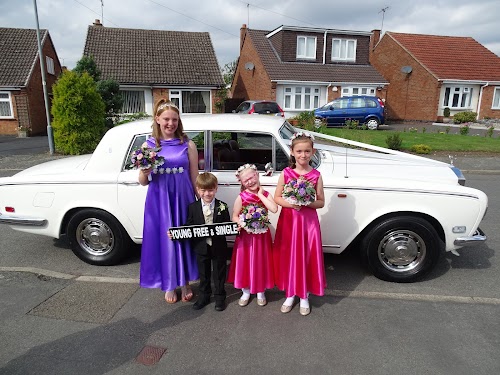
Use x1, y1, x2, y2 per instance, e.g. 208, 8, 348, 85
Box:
1, 0, 498, 70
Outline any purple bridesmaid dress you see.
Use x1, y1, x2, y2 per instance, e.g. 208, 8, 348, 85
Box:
140, 136, 198, 291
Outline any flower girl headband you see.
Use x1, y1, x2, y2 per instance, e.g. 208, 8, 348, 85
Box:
235, 163, 257, 181
290, 131, 315, 142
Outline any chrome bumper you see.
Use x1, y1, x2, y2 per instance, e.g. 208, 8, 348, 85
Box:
454, 228, 487, 246
0, 213, 47, 226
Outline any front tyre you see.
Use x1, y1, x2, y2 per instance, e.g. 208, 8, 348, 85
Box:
67, 209, 132, 265
361, 216, 442, 282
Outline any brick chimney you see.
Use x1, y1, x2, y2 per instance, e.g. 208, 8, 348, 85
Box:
93, 19, 103, 27
240, 24, 247, 51
370, 29, 381, 50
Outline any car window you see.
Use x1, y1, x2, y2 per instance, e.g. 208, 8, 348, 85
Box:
332, 98, 349, 109
123, 134, 150, 171
365, 99, 377, 108
254, 102, 280, 114
350, 97, 366, 108
186, 131, 205, 170
211, 131, 288, 172
236, 102, 250, 113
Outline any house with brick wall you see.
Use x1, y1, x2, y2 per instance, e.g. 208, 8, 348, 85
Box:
83, 20, 224, 115
0, 28, 62, 136
231, 25, 388, 118
370, 31, 500, 122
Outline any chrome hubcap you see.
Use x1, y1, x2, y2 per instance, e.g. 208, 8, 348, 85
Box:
76, 218, 114, 256
378, 230, 426, 272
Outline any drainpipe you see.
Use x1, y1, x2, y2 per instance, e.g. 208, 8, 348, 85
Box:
477, 82, 489, 120
326, 83, 332, 104
322, 30, 327, 65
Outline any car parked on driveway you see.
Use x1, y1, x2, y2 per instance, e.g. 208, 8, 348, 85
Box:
314, 95, 385, 130
234, 100, 285, 117
0, 115, 487, 282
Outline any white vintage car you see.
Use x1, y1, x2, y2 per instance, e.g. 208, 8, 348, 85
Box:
0, 115, 488, 282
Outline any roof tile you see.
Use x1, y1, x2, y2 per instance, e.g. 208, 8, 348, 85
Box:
83, 26, 224, 86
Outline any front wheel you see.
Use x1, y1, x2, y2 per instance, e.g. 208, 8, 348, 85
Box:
360, 216, 442, 282
365, 118, 380, 130
67, 209, 132, 265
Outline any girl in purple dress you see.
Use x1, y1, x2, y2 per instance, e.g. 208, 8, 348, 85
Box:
227, 164, 278, 307
138, 100, 199, 304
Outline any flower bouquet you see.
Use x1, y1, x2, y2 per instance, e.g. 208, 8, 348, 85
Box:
282, 176, 316, 206
129, 146, 165, 170
239, 204, 270, 234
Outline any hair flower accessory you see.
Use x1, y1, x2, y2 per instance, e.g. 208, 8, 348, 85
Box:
282, 175, 316, 206
290, 131, 315, 142
235, 163, 257, 181
129, 146, 165, 170
239, 203, 270, 234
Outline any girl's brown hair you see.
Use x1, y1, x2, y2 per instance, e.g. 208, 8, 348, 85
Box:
151, 99, 186, 147
289, 136, 314, 168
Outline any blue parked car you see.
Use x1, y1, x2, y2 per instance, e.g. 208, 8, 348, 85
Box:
314, 96, 385, 130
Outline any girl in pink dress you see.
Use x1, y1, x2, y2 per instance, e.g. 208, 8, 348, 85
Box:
227, 164, 278, 307
273, 132, 326, 316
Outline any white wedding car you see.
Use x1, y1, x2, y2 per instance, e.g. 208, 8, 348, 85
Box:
0, 115, 487, 282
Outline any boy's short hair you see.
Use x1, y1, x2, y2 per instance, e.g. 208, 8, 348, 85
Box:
196, 172, 218, 189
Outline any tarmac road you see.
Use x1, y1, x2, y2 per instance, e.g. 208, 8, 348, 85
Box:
1, 133, 500, 374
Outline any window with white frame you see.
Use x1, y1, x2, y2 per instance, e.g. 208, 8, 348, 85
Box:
283, 86, 320, 110
296, 36, 317, 59
341, 87, 376, 96
332, 39, 356, 62
443, 86, 473, 109
0, 92, 14, 118
120, 90, 146, 114
169, 90, 210, 113
46, 56, 55, 75
492, 87, 500, 109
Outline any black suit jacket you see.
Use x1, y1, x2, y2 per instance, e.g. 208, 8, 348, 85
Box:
185, 198, 231, 259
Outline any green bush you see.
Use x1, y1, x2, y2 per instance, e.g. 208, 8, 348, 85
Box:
345, 119, 360, 129
410, 144, 432, 154
294, 111, 325, 132
115, 112, 150, 125
443, 107, 450, 118
486, 126, 494, 138
459, 124, 470, 135
51, 70, 106, 155
385, 133, 402, 150
453, 111, 477, 124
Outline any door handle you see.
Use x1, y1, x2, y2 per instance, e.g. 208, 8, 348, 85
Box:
120, 181, 140, 186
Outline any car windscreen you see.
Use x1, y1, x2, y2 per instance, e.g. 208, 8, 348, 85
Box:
253, 102, 280, 114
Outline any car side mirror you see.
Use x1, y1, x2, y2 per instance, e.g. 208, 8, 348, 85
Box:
330, 106, 334, 110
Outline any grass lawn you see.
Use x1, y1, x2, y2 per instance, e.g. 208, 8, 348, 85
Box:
323, 128, 500, 153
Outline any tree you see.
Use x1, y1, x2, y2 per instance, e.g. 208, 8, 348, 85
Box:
73, 55, 101, 81
74, 55, 123, 128
221, 59, 237, 86
51, 70, 106, 155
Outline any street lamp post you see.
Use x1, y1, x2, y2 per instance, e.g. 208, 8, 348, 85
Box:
33, 0, 55, 154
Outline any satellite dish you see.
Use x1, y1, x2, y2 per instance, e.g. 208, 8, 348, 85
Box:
244, 62, 255, 71
401, 66, 413, 74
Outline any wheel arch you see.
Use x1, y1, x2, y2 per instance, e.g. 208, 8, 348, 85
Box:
355, 210, 445, 246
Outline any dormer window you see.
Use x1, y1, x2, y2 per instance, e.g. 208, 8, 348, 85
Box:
296, 36, 316, 60
332, 38, 356, 62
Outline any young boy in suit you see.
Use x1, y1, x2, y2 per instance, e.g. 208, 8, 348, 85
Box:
185, 172, 231, 311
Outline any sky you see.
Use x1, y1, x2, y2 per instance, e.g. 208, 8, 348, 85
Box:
1, 0, 499, 70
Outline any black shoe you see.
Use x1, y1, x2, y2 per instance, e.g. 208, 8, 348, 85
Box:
192, 298, 210, 310
214, 300, 226, 312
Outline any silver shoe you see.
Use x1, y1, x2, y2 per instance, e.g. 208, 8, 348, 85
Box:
299, 306, 310, 316
257, 298, 267, 306
280, 304, 293, 313
238, 297, 250, 307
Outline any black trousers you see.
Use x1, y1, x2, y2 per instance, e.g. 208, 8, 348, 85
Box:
196, 245, 227, 302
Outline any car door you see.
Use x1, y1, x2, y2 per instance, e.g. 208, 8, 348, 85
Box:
326, 98, 349, 126
348, 97, 368, 123
209, 130, 289, 237
116, 131, 205, 241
